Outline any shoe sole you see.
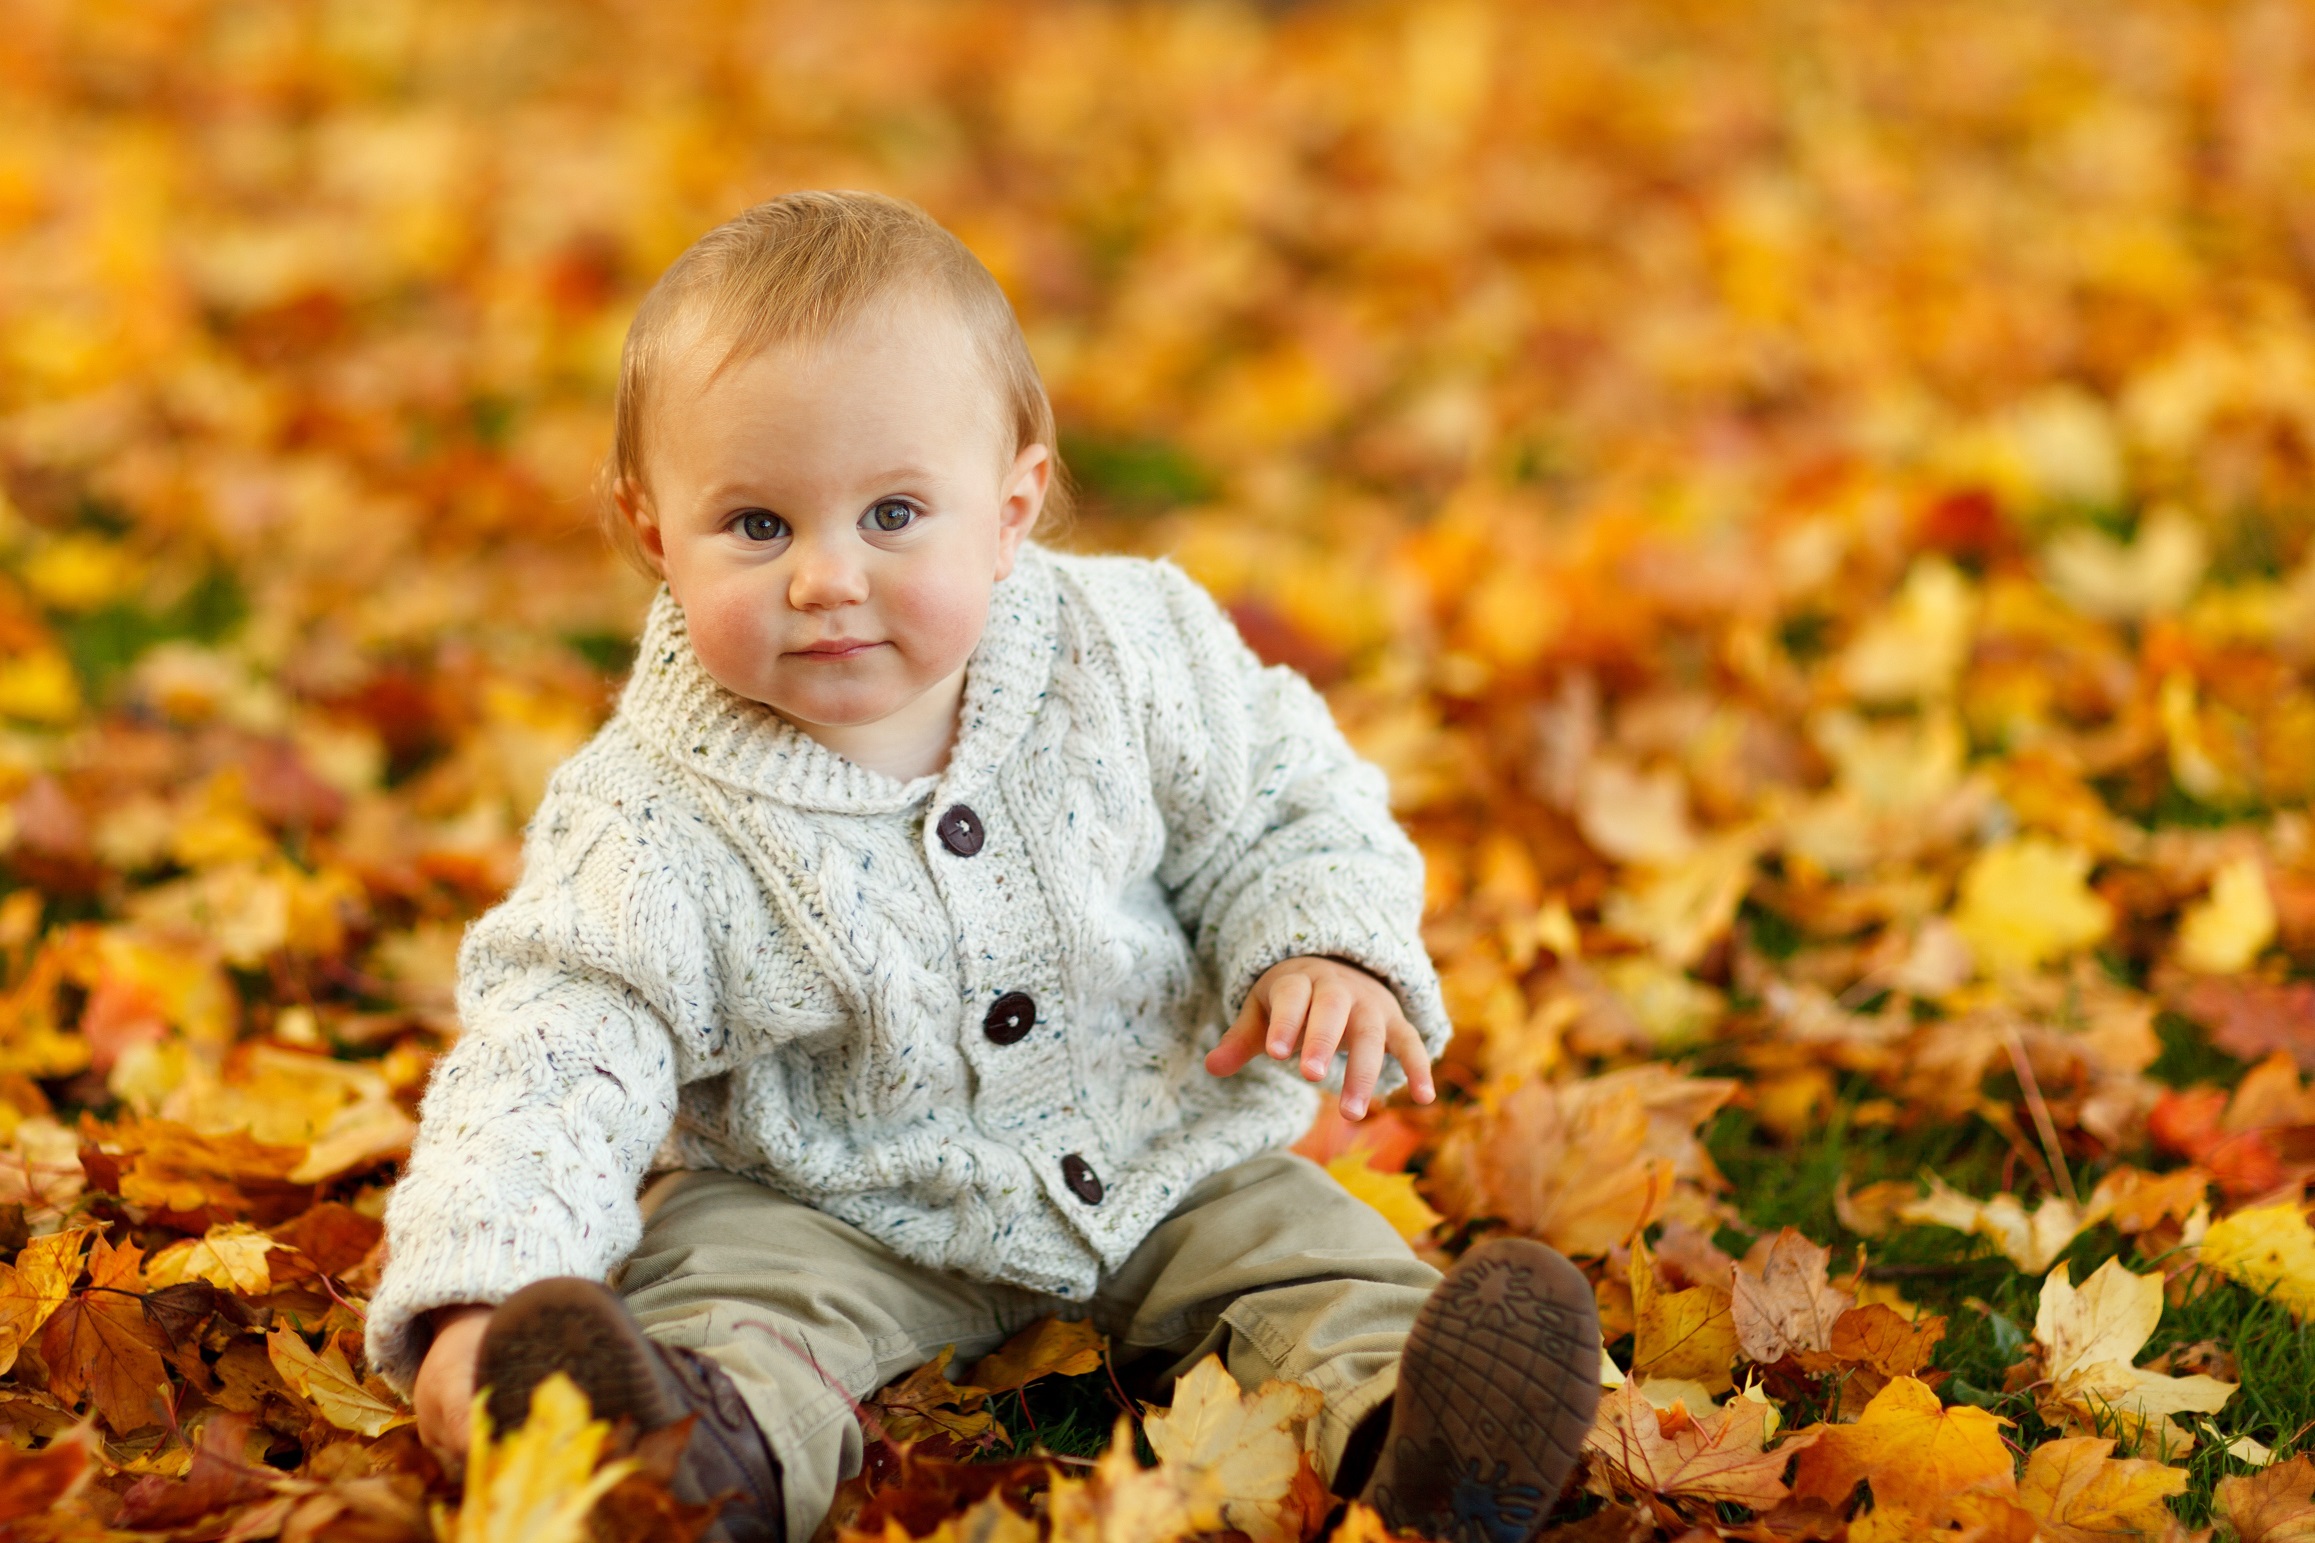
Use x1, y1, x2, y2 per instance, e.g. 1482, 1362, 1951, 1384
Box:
477, 1277, 685, 1436
1365, 1237, 1602, 1543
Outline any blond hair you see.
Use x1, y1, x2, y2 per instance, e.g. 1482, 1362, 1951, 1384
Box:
600, 190, 1068, 573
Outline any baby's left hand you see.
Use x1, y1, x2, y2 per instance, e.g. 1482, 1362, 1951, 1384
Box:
1204, 955, 1435, 1120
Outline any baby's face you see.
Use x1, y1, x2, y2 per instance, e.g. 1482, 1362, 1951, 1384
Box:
627, 293, 1047, 734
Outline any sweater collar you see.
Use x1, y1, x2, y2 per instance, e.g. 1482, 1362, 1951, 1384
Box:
617, 545, 1060, 814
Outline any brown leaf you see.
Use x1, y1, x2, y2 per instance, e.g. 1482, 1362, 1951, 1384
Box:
268, 1201, 384, 1283
2218, 1452, 2315, 1543
116, 1411, 276, 1529
1583, 1382, 1814, 1509
966, 1317, 1104, 1397
0, 1418, 96, 1522
41, 1289, 173, 1433
2177, 977, 2315, 1071
1828, 1305, 1946, 1378
1732, 1229, 1853, 1366
865, 1346, 1000, 1450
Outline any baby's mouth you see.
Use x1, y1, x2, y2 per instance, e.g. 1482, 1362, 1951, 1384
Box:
789, 638, 884, 661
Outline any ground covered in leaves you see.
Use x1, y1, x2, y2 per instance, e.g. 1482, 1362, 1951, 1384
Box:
3, 0, 2315, 1538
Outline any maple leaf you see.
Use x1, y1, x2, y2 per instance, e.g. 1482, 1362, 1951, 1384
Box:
2199, 1202, 2315, 1320
2178, 854, 2277, 975
2218, 1452, 2315, 1543
2176, 977, 2315, 1073
1951, 836, 2113, 976
1141, 1355, 1325, 1543
1731, 1228, 1853, 1366
145, 1221, 276, 1295
2034, 1258, 2235, 1449
1897, 1175, 2094, 1274
2015, 1435, 2189, 1543
1325, 1152, 1443, 1242
40, 1286, 172, 1434
865, 1345, 1000, 1448
1630, 1238, 1737, 1393
1582, 1380, 1814, 1509
267, 1327, 413, 1437
1789, 1375, 2011, 1516
965, 1316, 1105, 1397
1827, 1304, 1946, 1380
0, 1229, 83, 1375
0, 1418, 96, 1522
443, 1371, 636, 1543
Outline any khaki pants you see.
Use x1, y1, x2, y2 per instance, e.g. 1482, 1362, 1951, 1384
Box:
615, 1151, 1439, 1540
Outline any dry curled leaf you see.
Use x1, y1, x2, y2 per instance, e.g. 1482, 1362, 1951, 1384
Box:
1583, 1380, 1815, 1510
1731, 1228, 1852, 1366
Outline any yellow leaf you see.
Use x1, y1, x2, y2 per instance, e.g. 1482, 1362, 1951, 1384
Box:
1841, 557, 1977, 703
2177, 854, 2276, 974
2201, 1202, 2315, 1321
1789, 1375, 2012, 1516
1601, 830, 1760, 970
1898, 1175, 2094, 1274
1326, 1153, 1442, 1242
0, 649, 81, 726
266, 1328, 412, 1437
1630, 1238, 1737, 1393
2012, 1435, 2189, 1542
442, 1371, 634, 1543
0, 1230, 84, 1376
966, 1316, 1105, 1396
1141, 1355, 1323, 1543
2044, 507, 2208, 622
1952, 836, 2113, 976
145, 1222, 275, 1295
2035, 1259, 2235, 1448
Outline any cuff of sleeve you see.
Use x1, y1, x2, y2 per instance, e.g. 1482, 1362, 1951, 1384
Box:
1216, 861, 1452, 1099
363, 1185, 633, 1392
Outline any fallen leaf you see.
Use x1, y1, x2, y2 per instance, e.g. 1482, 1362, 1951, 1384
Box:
267, 1328, 412, 1437
1828, 1304, 1947, 1378
1325, 1152, 1444, 1241
2178, 855, 2277, 974
116, 1411, 276, 1529
145, 1221, 276, 1295
1141, 1355, 1325, 1543
966, 1317, 1105, 1396
446, 1371, 635, 1543
2175, 977, 2315, 1073
1631, 1238, 1738, 1393
2035, 1258, 2235, 1448
1789, 1375, 2012, 1515
1898, 1175, 2093, 1274
2200, 1202, 2315, 1320
41, 1288, 173, 1433
1951, 836, 2113, 976
0, 1418, 96, 1521
2015, 1435, 2189, 1542
2219, 1452, 2315, 1542
864, 1346, 999, 1448
0, 1229, 83, 1375
1731, 1228, 1853, 1365
1583, 1379, 1814, 1509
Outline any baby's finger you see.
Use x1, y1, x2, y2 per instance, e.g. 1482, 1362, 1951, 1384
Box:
1386, 1015, 1436, 1104
1339, 1015, 1388, 1120
1265, 972, 1313, 1059
1299, 982, 1354, 1080
1204, 998, 1269, 1078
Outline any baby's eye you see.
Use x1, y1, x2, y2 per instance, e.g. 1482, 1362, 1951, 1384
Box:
865, 500, 916, 534
735, 510, 787, 543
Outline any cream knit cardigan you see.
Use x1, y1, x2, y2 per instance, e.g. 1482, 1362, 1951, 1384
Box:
367, 545, 1449, 1389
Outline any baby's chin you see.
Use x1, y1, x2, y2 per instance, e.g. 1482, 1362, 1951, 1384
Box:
740, 669, 933, 731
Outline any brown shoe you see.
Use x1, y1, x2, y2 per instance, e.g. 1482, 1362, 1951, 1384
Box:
478, 1277, 784, 1543
1361, 1238, 1601, 1543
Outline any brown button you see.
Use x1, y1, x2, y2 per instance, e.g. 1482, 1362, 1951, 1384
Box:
936, 804, 984, 856
984, 991, 1034, 1046
1060, 1153, 1104, 1205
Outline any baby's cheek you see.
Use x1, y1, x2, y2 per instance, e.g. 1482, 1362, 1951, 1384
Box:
886, 570, 991, 676
684, 584, 781, 696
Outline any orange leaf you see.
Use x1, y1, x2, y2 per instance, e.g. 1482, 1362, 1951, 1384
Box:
965, 1317, 1104, 1397
0, 1419, 96, 1521
1828, 1305, 1947, 1379
2219, 1452, 2315, 1543
0, 1229, 84, 1376
1789, 1376, 2012, 1516
40, 1290, 172, 1434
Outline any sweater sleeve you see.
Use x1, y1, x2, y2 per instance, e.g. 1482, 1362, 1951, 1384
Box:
1136, 561, 1450, 1089
365, 787, 708, 1391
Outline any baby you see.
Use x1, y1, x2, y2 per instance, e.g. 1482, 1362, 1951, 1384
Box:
369, 191, 1599, 1543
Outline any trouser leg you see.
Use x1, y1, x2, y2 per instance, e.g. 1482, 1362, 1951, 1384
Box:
1090, 1150, 1439, 1483
615, 1170, 1053, 1541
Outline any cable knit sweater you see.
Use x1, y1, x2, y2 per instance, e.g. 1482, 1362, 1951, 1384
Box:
366, 545, 1450, 1390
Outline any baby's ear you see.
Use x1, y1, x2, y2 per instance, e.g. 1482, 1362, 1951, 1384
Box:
992, 442, 1051, 579
610, 476, 670, 578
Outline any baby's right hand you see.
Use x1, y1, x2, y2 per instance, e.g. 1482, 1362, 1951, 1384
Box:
413, 1304, 492, 1461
